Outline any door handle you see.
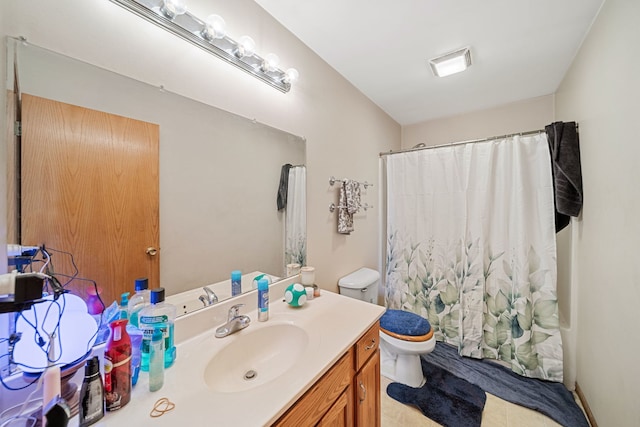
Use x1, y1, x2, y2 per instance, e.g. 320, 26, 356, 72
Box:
359, 380, 367, 403
146, 247, 158, 256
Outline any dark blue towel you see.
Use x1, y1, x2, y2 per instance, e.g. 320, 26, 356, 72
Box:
380, 309, 431, 336
426, 343, 589, 427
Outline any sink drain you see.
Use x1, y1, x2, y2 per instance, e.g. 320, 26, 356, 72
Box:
244, 369, 258, 381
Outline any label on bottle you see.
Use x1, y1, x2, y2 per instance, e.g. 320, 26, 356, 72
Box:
104, 354, 132, 411
258, 289, 269, 312
232, 279, 241, 296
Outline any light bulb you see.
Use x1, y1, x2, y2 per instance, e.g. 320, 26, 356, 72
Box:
235, 36, 256, 58
262, 53, 280, 72
283, 68, 299, 84
202, 14, 226, 40
160, 0, 187, 19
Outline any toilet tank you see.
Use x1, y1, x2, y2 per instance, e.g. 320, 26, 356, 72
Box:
338, 268, 380, 305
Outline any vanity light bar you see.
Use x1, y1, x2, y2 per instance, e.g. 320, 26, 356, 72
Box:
108, 0, 297, 92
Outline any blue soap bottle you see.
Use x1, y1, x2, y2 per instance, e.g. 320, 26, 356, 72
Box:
231, 270, 242, 296
257, 278, 269, 322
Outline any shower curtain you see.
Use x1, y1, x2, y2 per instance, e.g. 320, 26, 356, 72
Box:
285, 166, 307, 268
385, 134, 563, 381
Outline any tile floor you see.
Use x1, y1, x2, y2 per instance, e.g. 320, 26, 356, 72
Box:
381, 375, 589, 426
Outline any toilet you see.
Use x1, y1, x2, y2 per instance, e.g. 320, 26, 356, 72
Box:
338, 268, 436, 388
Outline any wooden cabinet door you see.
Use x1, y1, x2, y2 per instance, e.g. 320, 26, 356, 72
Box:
21, 94, 159, 305
355, 349, 380, 427
317, 386, 353, 427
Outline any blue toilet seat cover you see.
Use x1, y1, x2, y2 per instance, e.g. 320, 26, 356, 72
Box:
380, 309, 431, 336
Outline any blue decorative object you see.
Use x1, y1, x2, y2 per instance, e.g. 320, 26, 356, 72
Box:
380, 309, 431, 336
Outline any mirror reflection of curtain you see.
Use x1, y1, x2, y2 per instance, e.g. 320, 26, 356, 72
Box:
385, 134, 562, 382
285, 166, 307, 268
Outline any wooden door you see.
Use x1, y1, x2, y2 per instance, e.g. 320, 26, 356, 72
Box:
355, 350, 380, 427
21, 94, 159, 306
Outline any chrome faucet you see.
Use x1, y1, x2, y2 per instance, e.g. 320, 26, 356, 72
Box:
199, 287, 219, 306
215, 304, 251, 338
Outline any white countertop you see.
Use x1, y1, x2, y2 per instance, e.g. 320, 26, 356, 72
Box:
92, 281, 385, 426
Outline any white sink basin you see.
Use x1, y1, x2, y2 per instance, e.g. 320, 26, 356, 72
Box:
203, 323, 308, 393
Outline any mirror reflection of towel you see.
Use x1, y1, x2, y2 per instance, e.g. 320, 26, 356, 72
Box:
277, 163, 292, 211
338, 180, 361, 234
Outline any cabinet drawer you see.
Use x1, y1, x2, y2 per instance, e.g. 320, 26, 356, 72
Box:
273, 348, 354, 427
355, 322, 379, 371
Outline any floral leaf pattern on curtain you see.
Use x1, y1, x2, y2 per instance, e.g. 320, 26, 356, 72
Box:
285, 166, 307, 269
385, 134, 563, 382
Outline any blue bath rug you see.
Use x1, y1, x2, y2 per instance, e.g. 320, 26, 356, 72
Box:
386, 357, 486, 427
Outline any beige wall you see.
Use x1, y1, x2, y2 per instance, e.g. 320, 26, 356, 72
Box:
401, 95, 555, 149
555, 0, 640, 425
0, 0, 401, 292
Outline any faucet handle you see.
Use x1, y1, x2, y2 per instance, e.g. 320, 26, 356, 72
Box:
228, 303, 245, 320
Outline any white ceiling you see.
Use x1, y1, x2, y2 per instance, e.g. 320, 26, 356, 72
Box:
254, 0, 605, 125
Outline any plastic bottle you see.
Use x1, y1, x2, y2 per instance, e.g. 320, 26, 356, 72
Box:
127, 325, 143, 386
119, 292, 130, 320
231, 270, 242, 296
139, 288, 176, 371
148, 329, 165, 392
257, 278, 269, 322
104, 319, 131, 411
79, 356, 104, 426
127, 277, 150, 328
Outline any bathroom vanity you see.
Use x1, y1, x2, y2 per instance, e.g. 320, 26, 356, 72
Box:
89, 277, 385, 426
273, 321, 381, 426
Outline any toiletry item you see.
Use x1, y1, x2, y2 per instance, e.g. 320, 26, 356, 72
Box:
119, 292, 130, 320
257, 278, 269, 322
231, 270, 242, 296
104, 319, 131, 411
284, 283, 307, 307
128, 277, 150, 328
44, 397, 70, 427
127, 324, 143, 386
305, 287, 314, 300
286, 263, 301, 276
79, 356, 104, 426
86, 286, 104, 326
252, 273, 271, 289
139, 288, 177, 371
300, 266, 315, 286
148, 329, 165, 392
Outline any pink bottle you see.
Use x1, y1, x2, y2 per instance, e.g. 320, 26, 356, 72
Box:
104, 319, 131, 411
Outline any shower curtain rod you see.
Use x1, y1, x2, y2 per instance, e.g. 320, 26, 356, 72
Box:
379, 128, 551, 157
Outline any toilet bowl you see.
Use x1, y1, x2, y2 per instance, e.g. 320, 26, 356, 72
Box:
379, 309, 436, 387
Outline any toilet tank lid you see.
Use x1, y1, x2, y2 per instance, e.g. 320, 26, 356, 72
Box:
338, 268, 380, 289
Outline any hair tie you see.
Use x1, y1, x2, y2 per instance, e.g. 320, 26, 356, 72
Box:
150, 397, 176, 418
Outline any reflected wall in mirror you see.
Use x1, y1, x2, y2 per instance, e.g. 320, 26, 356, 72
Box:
5, 38, 306, 314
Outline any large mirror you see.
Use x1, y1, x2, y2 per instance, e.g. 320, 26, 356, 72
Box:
4, 38, 306, 316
